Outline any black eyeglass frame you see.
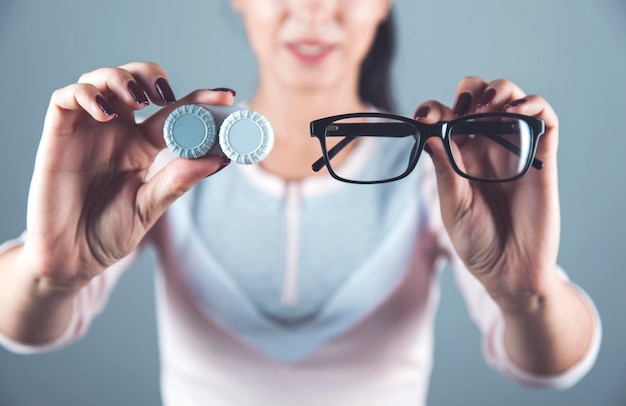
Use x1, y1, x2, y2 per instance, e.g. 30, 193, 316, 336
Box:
310, 112, 545, 185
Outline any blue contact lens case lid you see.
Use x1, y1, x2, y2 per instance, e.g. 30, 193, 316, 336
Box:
163, 104, 218, 159
219, 109, 274, 165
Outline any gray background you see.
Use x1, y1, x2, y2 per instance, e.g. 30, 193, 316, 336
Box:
0, 0, 624, 405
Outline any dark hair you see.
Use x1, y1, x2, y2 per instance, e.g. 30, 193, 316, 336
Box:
359, 10, 396, 113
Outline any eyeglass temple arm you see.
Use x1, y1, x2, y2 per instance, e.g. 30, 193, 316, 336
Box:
312, 136, 355, 172
311, 122, 413, 172
312, 122, 544, 172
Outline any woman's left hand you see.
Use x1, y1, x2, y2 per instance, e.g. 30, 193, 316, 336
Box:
415, 76, 561, 312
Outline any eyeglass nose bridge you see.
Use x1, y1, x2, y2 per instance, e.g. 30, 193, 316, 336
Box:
419, 121, 447, 142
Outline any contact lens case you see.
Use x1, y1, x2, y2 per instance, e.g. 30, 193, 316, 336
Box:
163, 104, 274, 164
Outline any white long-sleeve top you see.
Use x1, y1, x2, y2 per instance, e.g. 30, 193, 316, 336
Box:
0, 138, 601, 405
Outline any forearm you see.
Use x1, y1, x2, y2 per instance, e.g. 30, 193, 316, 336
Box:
0, 245, 75, 345
501, 279, 595, 376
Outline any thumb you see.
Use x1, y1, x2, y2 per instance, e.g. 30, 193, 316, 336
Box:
135, 154, 230, 229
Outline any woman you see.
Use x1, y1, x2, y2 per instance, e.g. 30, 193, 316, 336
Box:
0, 1, 600, 404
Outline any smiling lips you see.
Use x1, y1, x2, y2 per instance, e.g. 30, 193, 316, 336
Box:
286, 41, 335, 64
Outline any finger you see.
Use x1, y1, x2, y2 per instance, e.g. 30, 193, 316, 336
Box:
138, 88, 237, 149
78, 67, 152, 115
452, 76, 489, 117
135, 154, 231, 229
504, 94, 558, 130
500, 95, 560, 229
504, 94, 559, 164
412, 99, 470, 223
413, 99, 453, 124
47, 83, 118, 130
425, 138, 473, 234
475, 78, 526, 113
119, 61, 178, 105
414, 96, 473, 225
413, 100, 457, 181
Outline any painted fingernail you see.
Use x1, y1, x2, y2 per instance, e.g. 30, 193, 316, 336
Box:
453, 92, 472, 116
205, 157, 231, 178
95, 95, 117, 117
505, 98, 527, 109
477, 88, 496, 108
210, 87, 237, 98
414, 106, 430, 119
128, 81, 149, 105
155, 77, 176, 103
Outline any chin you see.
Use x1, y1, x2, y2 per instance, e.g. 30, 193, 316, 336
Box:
280, 66, 345, 93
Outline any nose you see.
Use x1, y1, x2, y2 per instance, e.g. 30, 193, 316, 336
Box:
289, 0, 337, 24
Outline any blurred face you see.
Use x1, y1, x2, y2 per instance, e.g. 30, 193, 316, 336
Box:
231, 0, 391, 91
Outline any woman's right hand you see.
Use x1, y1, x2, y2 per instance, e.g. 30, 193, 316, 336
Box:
19, 62, 234, 294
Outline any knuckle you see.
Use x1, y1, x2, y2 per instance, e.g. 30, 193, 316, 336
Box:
162, 168, 189, 200
50, 87, 65, 102
107, 67, 131, 81
494, 78, 525, 96
77, 71, 90, 83
491, 78, 509, 86
462, 75, 483, 82
143, 61, 162, 71
421, 99, 440, 107
458, 75, 485, 87
73, 83, 93, 99
488, 78, 509, 90
51, 83, 87, 103
124, 61, 165, 77
79, 66, 130, 84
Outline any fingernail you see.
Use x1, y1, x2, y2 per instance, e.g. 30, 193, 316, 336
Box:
95, 95, 117, 117
453, 92, 472, 117
205, 157, 231, 178
155, 77, 176, 103
477, 88, 496, 108
505, 98, 527, 110
414, 106, 430, 120
210, 87, 237, 98
128, 81, 149, 105
218, 156, 231, 169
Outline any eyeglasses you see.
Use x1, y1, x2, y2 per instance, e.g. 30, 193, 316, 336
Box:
310, 112, 545, 184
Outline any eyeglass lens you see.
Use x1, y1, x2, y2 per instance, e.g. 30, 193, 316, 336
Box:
447, 116, 532, 181
324, 117, 417, 183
